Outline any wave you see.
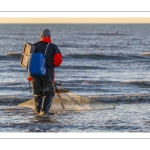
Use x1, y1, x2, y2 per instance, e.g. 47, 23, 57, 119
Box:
0, 52, 146, 62
0, 68, 26, 73
141, 52, 150, 56
61, 80, 150, 93
6, 52, 22, 57
88, 93, 150, 103
0, 82, 30, 93
0, 95, 32, 104
64, 53, 121, 59
122, 81, 150, 87
64, 53, 145, 60
80, 32, 126, 36
0, 53, 22, 61
58, 43, 74, 48
58, 80, 150, 85
1, 80, 149, 89
6, 82, 25, 85
83, 80, 150, 88
59, 43, 123, 49
0, 82, 23, 85
1, 93, 150, 105
59, 65, 103, 70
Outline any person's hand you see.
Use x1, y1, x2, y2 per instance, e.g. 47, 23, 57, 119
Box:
27, 77, 32, 82
27, 75, 33, 81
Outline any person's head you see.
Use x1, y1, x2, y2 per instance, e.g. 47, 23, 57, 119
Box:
40, 29, 51, 39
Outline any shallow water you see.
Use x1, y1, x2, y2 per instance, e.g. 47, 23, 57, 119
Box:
0, 24, 150, 132
0, 103, 150, 132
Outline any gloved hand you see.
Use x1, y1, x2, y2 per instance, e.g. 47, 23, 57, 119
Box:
27, 75, 33, 82
27, 77, 33, 81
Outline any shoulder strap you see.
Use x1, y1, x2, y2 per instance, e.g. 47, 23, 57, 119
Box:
34, 42, 42, 53
45, 43, 50, 56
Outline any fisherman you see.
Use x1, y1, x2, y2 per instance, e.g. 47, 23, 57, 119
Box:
28, 29, 62, 115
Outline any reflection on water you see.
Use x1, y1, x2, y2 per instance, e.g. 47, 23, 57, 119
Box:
33, 115, 57, 124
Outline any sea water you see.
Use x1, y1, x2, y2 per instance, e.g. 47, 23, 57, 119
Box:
0, 24, 150, 133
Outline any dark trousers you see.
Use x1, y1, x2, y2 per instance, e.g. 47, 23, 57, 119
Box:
32, 78, 55, 113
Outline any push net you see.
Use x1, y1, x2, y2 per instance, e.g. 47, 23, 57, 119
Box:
18, 91, 115, 112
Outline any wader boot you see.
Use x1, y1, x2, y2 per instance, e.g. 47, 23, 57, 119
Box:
34, 95, 43, 113
41, 95, 53, 114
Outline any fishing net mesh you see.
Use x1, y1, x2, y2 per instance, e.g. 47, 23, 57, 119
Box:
18, 91, 115, 112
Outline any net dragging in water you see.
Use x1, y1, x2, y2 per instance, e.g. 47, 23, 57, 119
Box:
18, 90, 115, 112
